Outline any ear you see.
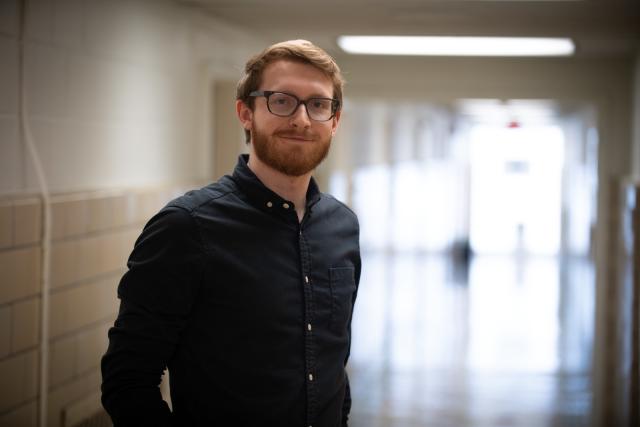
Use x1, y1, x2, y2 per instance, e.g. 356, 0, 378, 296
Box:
236, 99, 253, 131
330, 109, 341, 136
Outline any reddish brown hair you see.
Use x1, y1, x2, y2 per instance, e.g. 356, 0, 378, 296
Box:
236, 39, 345, 142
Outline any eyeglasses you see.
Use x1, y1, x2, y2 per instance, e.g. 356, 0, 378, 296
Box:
249, 91, 340, 121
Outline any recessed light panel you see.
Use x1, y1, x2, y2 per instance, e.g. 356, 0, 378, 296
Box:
337, 36, 575, 57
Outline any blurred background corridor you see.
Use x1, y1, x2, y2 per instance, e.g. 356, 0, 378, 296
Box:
0, 0, 639, 426
341, 101, 597, 426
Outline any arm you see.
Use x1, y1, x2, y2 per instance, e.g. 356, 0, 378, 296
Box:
101, 206, 203, 426
341, 373, 352, 427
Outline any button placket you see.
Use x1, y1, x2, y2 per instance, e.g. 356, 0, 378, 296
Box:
298, 227, 317, 424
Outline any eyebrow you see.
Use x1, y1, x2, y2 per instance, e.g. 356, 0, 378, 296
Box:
267, 89, 334, 99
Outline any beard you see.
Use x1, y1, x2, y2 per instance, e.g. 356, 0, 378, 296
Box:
250, 122, 331, 177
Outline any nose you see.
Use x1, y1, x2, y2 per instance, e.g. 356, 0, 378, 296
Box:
289, 102, 311, 128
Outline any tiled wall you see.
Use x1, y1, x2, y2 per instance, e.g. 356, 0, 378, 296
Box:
0, 185, 191, 426
0, 0, 256, 423
0, 196, 41, 426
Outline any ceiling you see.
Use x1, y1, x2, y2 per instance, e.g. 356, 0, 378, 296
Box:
177, 0, 640, 58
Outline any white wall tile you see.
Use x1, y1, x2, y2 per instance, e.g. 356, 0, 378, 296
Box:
0, 350, 38, 412
84, 0, 159, 65
0, 117, 22, 196
26, 0, 53, 43
0, 36, 19, 115
83, 0, 135, 61
49, 120, 85, 192
11, 297, 40, 352
24, 42, 68, 118
63, 53, 89, 121
51, 239, 77, 288
52, 0, 85, 50
23, 118, 54, 193
49, 334, 76, 387
13, 198, 42, 245
0, 1, 19, 37
67, 122, 110, 189
0, 306, 10, 358
49, 274, 119, 337
50, 195, 87, 240
30, 121, 110, 196
46, 368, 100, 427
62, 391, 102, 427
0, 203, 12, 248
0, 247, 41, 305
0, 400, 37, 427
75, 323, 109, 374
66, 54, 115, 123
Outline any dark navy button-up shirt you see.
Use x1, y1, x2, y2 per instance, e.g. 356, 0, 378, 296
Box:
101, 155, 361, 427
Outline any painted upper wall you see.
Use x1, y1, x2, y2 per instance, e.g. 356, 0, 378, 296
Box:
0, 0, 259, 196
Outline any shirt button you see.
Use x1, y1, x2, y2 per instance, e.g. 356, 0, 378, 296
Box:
307, 323, 312, 331
308, 373, 313, 381
283, 202, 290, 209
266, 201, 273, 208
305, 276, 309, 284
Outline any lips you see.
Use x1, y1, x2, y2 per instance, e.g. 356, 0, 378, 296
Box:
276, 133, 314, 142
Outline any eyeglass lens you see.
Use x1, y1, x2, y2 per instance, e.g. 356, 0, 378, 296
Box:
268, 92, 334, 121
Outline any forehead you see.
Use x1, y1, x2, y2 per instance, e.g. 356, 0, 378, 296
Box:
260, 59, 333, 97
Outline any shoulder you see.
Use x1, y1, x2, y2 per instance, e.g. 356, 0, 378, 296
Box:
164, 176, 238, 214
142, 177, 237, 237
318, 193, 359, 225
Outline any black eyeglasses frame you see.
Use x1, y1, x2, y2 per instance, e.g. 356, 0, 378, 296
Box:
248, 90, 340, 122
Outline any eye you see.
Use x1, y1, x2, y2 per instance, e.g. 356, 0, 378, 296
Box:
310, 99, 330, 110
270, 93, 295, 106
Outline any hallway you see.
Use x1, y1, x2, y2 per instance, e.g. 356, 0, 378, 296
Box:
348, 252, 594, 427
0, 1, 637, 425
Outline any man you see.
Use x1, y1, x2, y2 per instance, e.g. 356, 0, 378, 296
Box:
101, 39, 361, 427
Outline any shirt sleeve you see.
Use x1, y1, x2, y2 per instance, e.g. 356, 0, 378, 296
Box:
101, 206, 204, 426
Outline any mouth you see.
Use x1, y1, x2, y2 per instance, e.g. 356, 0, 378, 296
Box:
277, 134, 314, 142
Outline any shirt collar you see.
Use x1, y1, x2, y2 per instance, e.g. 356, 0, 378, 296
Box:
231, 154, 322, 214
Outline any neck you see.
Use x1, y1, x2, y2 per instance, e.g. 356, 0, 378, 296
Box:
247, 151, 311, 222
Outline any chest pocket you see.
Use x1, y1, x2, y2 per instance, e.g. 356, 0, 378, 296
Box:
329, 267, 357, 334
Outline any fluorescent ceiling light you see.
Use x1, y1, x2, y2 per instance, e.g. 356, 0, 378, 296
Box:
337, 36, 575, 57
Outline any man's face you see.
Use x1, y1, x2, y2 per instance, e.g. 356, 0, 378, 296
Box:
239, 60, 340, 177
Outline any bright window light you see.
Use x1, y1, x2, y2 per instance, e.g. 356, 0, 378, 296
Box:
337, 36, 575, 57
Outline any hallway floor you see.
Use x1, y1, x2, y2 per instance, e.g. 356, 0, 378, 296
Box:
347, 252, 593, 427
